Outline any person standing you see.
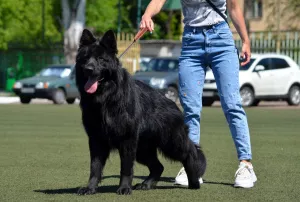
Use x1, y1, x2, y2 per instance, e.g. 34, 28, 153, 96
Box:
140, 0, 257, 188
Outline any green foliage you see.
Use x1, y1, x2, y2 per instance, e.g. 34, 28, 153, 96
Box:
86, 0, 119, 35
122, 0, 182, 40
0, 0, 62, 50
0, 0, 183, 50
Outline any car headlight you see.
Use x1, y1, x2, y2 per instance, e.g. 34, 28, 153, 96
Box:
13, 82, 22, 89
150, 78, 166, 88
35, 82, 49, 89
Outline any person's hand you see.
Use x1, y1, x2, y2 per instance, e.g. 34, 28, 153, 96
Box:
140, 15, 154, 32
240, 40, 251, 66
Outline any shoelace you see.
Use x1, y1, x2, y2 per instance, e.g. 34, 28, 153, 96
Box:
235, 165, 251, 177
176, 168, 186, 177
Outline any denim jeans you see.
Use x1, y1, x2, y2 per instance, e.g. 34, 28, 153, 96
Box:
178, 22, 252, 160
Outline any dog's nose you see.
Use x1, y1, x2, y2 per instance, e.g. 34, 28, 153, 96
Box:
84, 66, 94, 76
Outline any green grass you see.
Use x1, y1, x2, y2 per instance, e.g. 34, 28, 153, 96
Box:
0, 105, 299, 202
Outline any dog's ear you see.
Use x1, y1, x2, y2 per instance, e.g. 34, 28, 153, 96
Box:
80, 29, 96, 47
100, 30, 117, 54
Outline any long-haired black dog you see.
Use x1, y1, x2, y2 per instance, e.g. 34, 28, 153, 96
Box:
75, 29, 206, 195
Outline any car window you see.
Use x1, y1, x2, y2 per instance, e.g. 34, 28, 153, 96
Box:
256, 58, 271, 71
240, 58, 255, 71
38, 66, 71, 77
146, 59, 179, 72
270, 58, 290, 70
70, 69, 76, 78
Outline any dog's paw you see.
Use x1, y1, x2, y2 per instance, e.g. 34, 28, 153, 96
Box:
133, 183, 154, 190
77, 187, 97, 195
188, 183, 200, 189
116, 186, 132, 195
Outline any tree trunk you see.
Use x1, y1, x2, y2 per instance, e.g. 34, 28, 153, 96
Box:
166, 10, 173, 39
243, 0, 251, 35
61, 0, 86, 64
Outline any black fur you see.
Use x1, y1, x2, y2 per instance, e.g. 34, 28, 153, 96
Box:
75, 29, 206, 195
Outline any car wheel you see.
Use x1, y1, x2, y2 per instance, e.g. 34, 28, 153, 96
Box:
240, 86, 255, 107
52, 89, 66, 105
66, 98, 76, 104
202, 98, 214, 106
287, 85, 300, 106
20, 96, 31, 104
252, 99, 260, 106
165, 86, 178, 102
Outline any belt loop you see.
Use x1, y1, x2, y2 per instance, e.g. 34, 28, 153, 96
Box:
193, 28, 196, 34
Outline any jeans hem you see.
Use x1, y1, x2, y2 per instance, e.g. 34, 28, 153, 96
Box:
238, 155, 252, 161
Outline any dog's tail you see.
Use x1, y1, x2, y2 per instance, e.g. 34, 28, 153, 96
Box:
194, 144, 206, 178
182, 125, 206, 186
184, 125, 206, 177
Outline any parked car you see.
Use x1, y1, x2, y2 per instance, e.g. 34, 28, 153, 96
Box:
134, 54, 300, 107
204, 53, 300, 106
13, 64, 79, 104
133, 57, 179, 102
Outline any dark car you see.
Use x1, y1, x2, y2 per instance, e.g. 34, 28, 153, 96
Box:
133, 57, 179, 102
13, 64, 79, 104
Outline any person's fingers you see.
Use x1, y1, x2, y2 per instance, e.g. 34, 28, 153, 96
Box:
150, 21, 154, 32
146, 20, 153, 32
241, 52, 250, 66
140, 21, 145, 29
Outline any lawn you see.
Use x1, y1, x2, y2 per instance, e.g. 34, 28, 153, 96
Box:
0, 105, 299, 202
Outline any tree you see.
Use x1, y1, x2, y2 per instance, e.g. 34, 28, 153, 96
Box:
85, 0, 119, 35
266, 0, 300, 31
0, 0, 62, 50
61, 0, 86, 64
243, 0, 252, 34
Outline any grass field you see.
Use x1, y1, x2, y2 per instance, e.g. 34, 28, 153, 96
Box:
0, 105, 299, 202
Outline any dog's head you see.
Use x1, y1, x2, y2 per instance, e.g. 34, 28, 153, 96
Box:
75, 29, 119, 94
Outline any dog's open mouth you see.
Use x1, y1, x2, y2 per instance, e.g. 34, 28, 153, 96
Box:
84, 77, 99, 94
84, 77, 105, 94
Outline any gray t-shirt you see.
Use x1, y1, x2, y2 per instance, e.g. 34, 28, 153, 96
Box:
181, 0, 227, 27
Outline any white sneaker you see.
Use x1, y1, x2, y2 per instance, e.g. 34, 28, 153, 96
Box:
234, 162, 257, 188
174, 167, 203, 186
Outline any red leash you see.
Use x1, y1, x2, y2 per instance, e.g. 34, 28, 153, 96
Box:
118, 27, 149, 59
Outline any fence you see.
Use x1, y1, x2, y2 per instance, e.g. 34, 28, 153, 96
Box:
233, 31, 300, 65
0, 50, 64, 90
117, 32, 141, 74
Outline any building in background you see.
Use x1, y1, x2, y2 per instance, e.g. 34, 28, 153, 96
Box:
234, 0, 300, 33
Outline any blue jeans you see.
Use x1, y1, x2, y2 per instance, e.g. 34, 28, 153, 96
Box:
178, 22, 252, 160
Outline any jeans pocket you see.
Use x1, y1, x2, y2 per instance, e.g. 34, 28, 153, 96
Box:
182, 31, 193, 47
216, 28, 233, 39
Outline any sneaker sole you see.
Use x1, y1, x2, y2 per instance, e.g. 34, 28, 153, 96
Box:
174, 179, 203, 186
234, 182, 254, 188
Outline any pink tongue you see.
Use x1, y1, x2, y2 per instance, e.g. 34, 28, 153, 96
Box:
84, 77, 98, 94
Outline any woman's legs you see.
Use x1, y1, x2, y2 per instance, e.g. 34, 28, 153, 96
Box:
178, 27, 207, 145
208, 23, 252, 161
208, 22, 256, 188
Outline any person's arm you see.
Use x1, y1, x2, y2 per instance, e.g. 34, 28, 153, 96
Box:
227, 0, 250, 66
140, 0, 167, 32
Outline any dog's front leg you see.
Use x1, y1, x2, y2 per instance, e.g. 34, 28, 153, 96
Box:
78, 137, 110, 195
116, 139, 137, 195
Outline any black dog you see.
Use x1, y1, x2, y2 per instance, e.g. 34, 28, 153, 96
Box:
75, 29, 206, 195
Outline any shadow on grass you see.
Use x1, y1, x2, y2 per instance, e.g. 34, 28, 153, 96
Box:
34, 175, 183, 195
34, 175, 234, 195
203, 180, 234, 187
34, 186, 118, 195
102, 175, 175, 183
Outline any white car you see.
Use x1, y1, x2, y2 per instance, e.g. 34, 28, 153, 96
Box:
203, 53, 300, 106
